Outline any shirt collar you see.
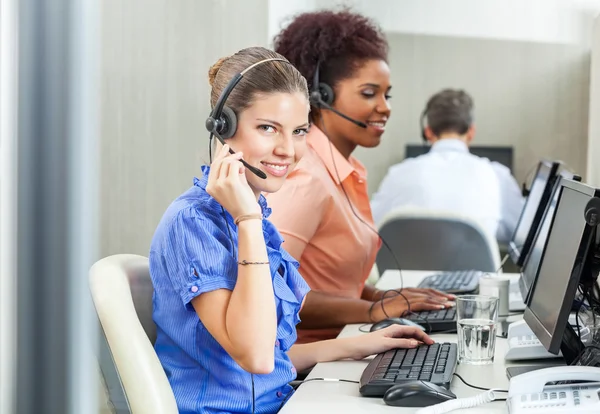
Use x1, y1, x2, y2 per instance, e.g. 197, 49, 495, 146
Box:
430, 138, 469, 154
307, 125, 366, 184
195, 165, 272, 219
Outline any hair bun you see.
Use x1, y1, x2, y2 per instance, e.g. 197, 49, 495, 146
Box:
208, 56, 229, 87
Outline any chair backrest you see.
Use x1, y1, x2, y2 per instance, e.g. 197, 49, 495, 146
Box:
375, 208, 501, 274
89, 254, 178, 413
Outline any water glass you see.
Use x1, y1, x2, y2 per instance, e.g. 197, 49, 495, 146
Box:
456, 295, 499, 365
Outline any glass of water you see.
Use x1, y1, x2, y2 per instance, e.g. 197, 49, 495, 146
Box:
456, 295, 499, 365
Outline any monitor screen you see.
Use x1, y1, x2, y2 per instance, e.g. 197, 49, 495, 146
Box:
509, 161, 559, 266
519, 171, 573, 302
405, 144, 514, 173
524, 179, 598, 355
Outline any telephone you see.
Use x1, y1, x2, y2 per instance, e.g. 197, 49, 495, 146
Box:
507, 366, 600, 413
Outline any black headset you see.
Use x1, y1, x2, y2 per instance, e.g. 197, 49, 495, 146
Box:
205, 57, 296, 179
419, 106, 429, 143
309, 61, 367, 128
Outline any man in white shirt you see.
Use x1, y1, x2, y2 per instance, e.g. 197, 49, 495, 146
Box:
371, 89, 524, 243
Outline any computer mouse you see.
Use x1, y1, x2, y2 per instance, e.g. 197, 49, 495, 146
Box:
383, 381, 457, 407
369, 317, 426, 333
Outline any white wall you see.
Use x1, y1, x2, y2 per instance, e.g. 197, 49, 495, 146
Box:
268, 0, 316, 42
100, 0, 270, 257
316, 0, 600, 46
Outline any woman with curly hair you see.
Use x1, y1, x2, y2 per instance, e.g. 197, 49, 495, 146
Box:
267, 10, 455, 344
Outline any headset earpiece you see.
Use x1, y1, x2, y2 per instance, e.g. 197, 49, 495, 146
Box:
205, 106, 238, 139
310, 61, 335, 108
219, 106, 238, 139
317, 83, 335, 106
420, 109, 428, 143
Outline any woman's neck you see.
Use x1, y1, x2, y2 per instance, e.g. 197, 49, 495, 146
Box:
314, 118, 356, 159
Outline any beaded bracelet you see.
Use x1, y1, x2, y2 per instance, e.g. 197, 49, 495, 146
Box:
238, 260, 270, 266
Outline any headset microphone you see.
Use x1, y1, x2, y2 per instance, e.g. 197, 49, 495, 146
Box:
310, 62, 367, 129
310, 91, 367, 128
211, 130, 267, 179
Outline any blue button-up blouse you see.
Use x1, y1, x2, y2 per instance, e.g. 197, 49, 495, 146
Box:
149, 166, 310, 413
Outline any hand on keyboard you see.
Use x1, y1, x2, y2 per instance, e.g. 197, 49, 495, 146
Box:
348, 325, 435, 361
373, 288, 455, 303
370, 289, 456, 322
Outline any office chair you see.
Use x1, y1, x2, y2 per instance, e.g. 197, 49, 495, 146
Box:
89, 254, 178, 414
375, 208, 501, 275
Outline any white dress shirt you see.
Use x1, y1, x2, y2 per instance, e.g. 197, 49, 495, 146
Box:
371, 138, 525, 243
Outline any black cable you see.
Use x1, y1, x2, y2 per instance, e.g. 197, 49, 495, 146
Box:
221, 206, 237, 258
303, 378, 359, 384
452, 373, 508, 393
358, 323, 372, 333
251, 374, 256, 414
319, 118, 411, 315
576, 286, 583, 340
278, 378, 359, 410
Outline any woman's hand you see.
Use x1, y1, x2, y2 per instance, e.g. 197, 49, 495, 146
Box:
370, 289, 455, 322
206, 144, 262, 219
346, 325, 435, 360
373, 287, 455, 302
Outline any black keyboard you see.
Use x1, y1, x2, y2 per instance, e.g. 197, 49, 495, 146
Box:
405, 308, 457, 332
417, 270, 483, 294
359, 343, 457, 397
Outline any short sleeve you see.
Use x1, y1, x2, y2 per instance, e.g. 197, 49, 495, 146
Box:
162, 209, 237, 309
267, 167, 330, 261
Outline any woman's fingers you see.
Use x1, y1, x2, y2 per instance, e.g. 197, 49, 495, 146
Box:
216, 143, 231, 159
217, 153, 243, 180
384, 325, 434, 345
408, 300, 452, 312
391, 292, 452, 307
420, 288, 456, 300
401, 288, 455, 300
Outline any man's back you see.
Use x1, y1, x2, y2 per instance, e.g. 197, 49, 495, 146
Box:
371, 139, 503, 239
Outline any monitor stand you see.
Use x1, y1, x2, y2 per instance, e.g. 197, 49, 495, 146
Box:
505, 307, 591, 379
506, 362, 564, 379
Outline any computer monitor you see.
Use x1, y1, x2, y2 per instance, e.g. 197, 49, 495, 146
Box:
404, 144, 514, 173
518, 171, 575, 303
523, 178, 600, 364
509, 160, 561, 267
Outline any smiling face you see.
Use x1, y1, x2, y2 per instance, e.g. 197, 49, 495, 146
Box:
316, 59, 392, 157
222, 91, 310, 196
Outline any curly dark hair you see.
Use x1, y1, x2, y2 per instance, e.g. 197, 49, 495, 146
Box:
273, 9, 388, 102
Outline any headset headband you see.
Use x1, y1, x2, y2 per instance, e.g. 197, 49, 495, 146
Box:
209, 57, 292, 122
